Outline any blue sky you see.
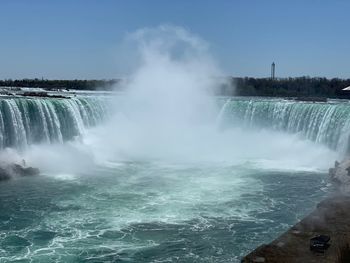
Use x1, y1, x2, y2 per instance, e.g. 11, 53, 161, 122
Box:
0, 0, 349, 79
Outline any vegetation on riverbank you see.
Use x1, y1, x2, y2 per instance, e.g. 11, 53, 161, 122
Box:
221, 77, 350, 98
1, 77, 350, 98
0, 79, 120, 91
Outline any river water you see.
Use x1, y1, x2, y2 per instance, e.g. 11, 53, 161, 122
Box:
0, 95, 342, 262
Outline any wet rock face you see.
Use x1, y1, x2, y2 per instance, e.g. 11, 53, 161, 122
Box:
11, 164, 40, 177
329, 159, 350, 192
0, 167, 11, 181
0, 163, 40, 181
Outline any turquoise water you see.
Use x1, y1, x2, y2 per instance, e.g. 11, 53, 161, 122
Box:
1, 95, 350, 153
0, 96, 109, 149
0, 162, 331, 262
219, 97, 350, 154
0, 95, 344, 262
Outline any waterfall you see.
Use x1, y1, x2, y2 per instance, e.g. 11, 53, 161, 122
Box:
0, 96, 109, 149
218, 98, 350, 155
2, 95, 350, 155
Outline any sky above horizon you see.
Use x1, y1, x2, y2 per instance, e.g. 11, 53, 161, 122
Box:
0, 0, 349, 79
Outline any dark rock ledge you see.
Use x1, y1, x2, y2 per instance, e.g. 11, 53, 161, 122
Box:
0, 163, 40, 181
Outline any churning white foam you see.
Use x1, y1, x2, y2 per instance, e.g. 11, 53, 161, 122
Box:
3, 25, 339, 174
78, 25, 338, 171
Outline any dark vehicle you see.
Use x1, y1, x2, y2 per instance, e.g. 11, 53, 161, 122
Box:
310, 235, 330, 252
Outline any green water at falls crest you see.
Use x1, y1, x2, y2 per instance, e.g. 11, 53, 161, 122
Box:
0, 97, 109, 149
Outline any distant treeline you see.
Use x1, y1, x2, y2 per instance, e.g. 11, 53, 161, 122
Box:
0, 79, 121, 91
1, 77, 350, 98
223, 77, 350, 98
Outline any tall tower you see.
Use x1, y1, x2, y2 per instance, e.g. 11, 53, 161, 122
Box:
271, 62, 275, 80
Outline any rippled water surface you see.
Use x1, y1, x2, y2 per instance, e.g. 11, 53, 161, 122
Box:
0, 161, 331, 262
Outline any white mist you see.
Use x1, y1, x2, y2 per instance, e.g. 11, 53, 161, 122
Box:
78, 25, 338, 171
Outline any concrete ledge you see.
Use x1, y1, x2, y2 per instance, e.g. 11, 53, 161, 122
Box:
242, 196, 350, 263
